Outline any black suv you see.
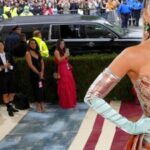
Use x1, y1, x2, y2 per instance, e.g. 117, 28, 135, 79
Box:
0, 15, 142, 55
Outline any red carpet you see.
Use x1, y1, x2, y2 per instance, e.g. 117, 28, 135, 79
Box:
111, 101, 142, 150
83, 101, 142, 150
83, 115, 105, 150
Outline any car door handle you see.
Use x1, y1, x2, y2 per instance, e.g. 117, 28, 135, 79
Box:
88, 42, 95, 47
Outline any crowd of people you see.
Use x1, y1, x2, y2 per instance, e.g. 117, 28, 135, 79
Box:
1, 0, 150, 149
0, 0, 143, 23
0, 25, 77, 116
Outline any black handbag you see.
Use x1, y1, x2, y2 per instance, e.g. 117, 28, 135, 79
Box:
14, 93, 30, 110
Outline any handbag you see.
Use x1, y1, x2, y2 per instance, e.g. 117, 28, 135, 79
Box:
13, 93, 30, 110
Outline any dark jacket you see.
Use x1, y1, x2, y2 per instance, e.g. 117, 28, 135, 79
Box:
5, 32, 21, 56
70, 3, 79, 14
14, 41, 27, 57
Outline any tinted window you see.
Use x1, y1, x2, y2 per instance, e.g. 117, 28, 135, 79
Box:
40, 24, 49, 40
51, 25, 61, 39
51, 24, 115, 39
84, 24, 115, 38
21, 24, 42, 39
20, 24, 49, 40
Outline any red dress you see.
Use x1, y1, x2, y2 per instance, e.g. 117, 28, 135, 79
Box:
55, 58, 77, 109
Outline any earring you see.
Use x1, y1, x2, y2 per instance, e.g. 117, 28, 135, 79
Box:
144, 21, 150, 31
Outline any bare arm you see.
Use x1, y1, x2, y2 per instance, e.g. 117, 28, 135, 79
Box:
40, 59, 45, 79
54, 50, 68, 62
25, 52, 40, 75
85, 48, 131, 100
41, 59, 44, 73
108, 48, 131, 78
84, 48, 150, 135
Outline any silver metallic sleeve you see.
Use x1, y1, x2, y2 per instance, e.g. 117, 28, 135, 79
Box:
84, 68, 150, 135
85, 68, 121, 99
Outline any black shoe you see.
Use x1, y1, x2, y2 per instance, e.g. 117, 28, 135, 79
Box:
7, 108, 14, 117
10, 106, 19, 112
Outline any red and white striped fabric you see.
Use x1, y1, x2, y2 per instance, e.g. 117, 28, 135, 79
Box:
69, 101, 142, 150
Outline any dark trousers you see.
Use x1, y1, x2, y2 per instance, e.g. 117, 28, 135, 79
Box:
83, 9, 90, 15
133, 9, 141, 26
121, 13, 130, 28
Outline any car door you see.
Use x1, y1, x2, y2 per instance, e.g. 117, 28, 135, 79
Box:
80, 23, 117, 53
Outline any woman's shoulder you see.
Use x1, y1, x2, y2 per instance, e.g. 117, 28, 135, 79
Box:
121, 43, 144, 58
25, 51, 31, 57
54, 49, 60, 55
114, 43, 144, 65
26, 51, 30, 55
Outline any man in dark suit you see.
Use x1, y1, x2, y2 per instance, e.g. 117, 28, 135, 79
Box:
5, 25, 22, 57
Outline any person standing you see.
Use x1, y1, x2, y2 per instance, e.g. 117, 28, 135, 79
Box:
54, 39, 76, 109
70, 0, 79, 14
62, 0, 70, 14
5, 25, 22, 57
83, 0, 90, 15
20, 5, 33, 16
0, 40, 18, 117
32, 30, 49, 58
14, 33, 27, 57
118, 0, 131, 33
132, 0, 143, 26
25, 39, 45, 112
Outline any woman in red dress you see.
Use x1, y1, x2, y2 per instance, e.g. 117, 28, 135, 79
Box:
54, 39, 76, 109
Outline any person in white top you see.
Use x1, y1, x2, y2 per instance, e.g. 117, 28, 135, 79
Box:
0, 40, 18, 117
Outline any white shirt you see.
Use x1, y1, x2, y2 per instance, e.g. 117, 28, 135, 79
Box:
0, 52, 8, 72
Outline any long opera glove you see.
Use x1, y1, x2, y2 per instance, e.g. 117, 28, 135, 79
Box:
84, 68, 150, 135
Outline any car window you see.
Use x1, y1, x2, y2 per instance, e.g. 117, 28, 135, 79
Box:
40, 24, 49, 40
21, 24, 41, 39
51, 24, 116, 39
105, 24, 124, 37
60, 25, 80, 39
18, 24, 49, 40
51, 25, 61, 39
83, 24, 115, 38
52, 25, 81, 39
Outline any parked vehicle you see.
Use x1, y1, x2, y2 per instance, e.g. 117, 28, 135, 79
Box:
0, 15, 142, 55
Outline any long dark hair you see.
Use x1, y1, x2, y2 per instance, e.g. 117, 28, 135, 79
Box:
27, 38, 41, 60
0, 40, 4, 45
56, 39, 66, 56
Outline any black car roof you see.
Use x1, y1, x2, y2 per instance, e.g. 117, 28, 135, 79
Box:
0, 15, 108, 26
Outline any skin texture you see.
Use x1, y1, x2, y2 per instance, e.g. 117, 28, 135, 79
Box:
108, 3, 150, 84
